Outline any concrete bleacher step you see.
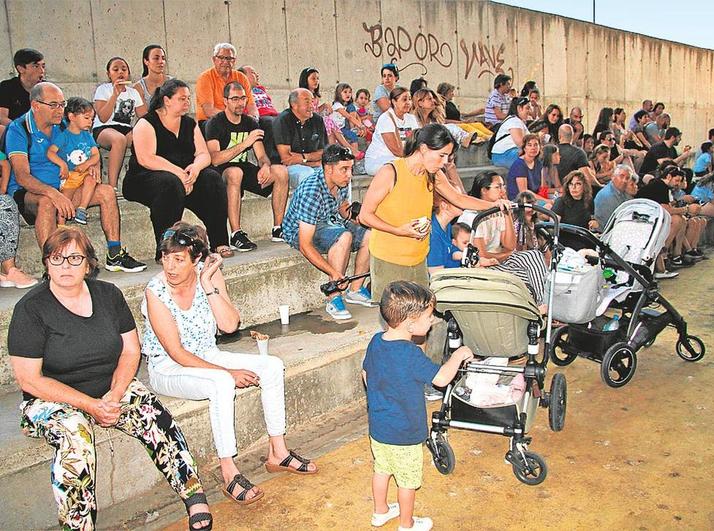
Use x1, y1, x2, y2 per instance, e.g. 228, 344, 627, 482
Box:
0, 304, 380, 530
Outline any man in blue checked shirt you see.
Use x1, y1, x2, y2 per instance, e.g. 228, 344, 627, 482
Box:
281, 144, 372, 320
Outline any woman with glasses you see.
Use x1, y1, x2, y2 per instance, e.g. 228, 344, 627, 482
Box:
123, 79, 233, 261
143, 222, 317, 507
550, 171, 599, 249
364, 86, 419, 176
490, 96, 530, 170
7, 227, 212, 531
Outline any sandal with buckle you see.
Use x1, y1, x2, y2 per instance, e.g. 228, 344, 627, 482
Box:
185, 492, 212, 531
222, 473, 264, 505
265, 450, 318, 475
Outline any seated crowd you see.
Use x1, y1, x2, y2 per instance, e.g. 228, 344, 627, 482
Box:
2, 42, 713, 531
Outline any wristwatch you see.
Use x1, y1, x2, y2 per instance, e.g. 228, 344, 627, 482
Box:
206, 287, 220, 296
302, 153, 307, 164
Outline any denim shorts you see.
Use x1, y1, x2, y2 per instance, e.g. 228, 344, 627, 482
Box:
313, 221, 367, 254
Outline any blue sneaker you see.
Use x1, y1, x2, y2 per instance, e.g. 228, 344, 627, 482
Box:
326, 295, 352, 320
344, 286, 376, 307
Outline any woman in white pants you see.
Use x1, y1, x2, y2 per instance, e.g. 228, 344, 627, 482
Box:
142, 222, 317, 506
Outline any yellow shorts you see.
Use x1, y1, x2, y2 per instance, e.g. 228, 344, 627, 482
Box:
60, 170, 87, 191
370, 437, 423, 489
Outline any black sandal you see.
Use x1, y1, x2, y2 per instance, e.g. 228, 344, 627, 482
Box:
185, 492, 212, 531
222, 473, 264, 505
265, 450, 318, 475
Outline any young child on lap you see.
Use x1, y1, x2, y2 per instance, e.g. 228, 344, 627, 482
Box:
47, 97, 100, 224
363, 281, 473, 531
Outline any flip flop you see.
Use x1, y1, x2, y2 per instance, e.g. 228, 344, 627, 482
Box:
265, 450, 317, 475
216, 246, 234, 259
222, 473, 264, 505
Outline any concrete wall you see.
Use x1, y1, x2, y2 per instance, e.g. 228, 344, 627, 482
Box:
1, 0, 712, 145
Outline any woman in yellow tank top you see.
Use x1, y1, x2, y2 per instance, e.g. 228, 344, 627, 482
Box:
360, 123, 509, 300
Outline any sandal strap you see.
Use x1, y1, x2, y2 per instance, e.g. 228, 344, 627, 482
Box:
184, 492, 208, 510
279, 450, 311, 472
188, 512, 213, 530
227, 473, 255, 500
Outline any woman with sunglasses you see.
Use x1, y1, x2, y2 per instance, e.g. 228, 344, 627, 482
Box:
143, 222, 317, 508
8, 227, 212, 531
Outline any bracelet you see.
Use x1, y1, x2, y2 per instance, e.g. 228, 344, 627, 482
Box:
205, 287, 219, 296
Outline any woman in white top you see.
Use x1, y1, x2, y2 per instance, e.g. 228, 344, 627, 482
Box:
364, 86, 419, 175
134, 44, 173, 106
143, 222, 318, 507
93, 56, 147, 189
490, 96, 530, 170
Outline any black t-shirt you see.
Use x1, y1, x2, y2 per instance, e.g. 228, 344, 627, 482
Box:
272, 109, 327, 155
0, 76, 30, 120
636, 178, 671, 205
640, 142, 677, 176
129, 111, 196, 172
205, 112, 258, 165
445, 101, 461, 121
8, 280, 136, 400
552, 196, 595, 249
557, 143, 589, 181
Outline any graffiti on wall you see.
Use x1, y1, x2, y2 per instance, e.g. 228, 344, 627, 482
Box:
361, 21, 514, 81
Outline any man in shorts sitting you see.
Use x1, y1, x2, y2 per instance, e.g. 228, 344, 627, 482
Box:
281, 144, 371, 320
205, 81, 289, 251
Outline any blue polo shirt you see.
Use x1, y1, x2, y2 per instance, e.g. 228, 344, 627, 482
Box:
6, 110, 62, 196
594, 181, 630, 228
281, 171, 348, 249
427, 213, 461, 269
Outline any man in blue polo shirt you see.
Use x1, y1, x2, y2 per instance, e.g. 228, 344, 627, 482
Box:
6, 82, 145, 272
282, 144, 371, 320
593, 164, 635, 228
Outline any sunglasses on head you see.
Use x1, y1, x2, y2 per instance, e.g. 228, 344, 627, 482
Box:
323, 146, 355, 164
162, 228, 198, 247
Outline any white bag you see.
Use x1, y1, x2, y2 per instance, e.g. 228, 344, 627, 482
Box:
547, 265, 603, 324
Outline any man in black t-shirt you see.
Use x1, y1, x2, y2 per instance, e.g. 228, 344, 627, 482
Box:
636, 166, 700, 269
0, 48, 45, 127
206, 82, 289, 252
557, 124, 594, 182
640, 127, 693, 177
272, 88, 327, 188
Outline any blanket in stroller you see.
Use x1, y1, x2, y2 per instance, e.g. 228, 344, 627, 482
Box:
454, 357, 527, 407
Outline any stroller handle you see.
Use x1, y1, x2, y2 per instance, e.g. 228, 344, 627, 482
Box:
470, 202, 560, 237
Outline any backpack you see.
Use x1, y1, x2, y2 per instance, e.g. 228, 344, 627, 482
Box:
486, 120, 510, 159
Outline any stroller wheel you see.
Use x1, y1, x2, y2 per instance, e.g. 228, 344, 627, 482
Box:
430, 435, 455, 475
549, 326, 577, 367
548, 373, 567, 432
676, 335, 705, 362
511, 451, 547, 485
601, 342, 637, 388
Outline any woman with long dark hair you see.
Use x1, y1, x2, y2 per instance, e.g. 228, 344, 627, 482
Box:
491, 96, 530, 169
134, 44, 172, 107
360, 124, 508, 299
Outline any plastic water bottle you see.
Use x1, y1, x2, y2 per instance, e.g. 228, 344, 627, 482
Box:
603, 315, 620, 331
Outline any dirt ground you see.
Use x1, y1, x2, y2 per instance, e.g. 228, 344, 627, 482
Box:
164, 262, 714, 531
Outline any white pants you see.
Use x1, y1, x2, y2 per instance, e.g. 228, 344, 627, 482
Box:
148, 349, 286, 458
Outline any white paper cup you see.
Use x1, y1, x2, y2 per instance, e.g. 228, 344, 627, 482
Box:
257, 338, 269, 356
279, 304, 290, 325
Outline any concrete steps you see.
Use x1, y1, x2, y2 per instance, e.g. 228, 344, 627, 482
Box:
0, 304, 380, 530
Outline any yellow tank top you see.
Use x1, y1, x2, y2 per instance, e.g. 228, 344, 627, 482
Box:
369, 158, 434, 266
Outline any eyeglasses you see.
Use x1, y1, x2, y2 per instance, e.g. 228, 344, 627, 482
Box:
47, 253, 85, 266
162, 228, 198, 247
605, 137, 615, 141
568, 181, 583, 187
37, 100, 67, 110
214, 55, 236, 62
226, 96, 247, 102
322, 146, 355, 164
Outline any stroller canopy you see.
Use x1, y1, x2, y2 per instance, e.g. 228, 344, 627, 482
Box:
431, 268, 542, 357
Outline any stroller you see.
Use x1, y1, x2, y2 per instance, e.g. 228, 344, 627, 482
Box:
545, 199, 705, 387
426, 203, 566, 485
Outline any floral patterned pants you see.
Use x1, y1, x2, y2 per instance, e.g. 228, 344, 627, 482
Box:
20, 379, 203, 531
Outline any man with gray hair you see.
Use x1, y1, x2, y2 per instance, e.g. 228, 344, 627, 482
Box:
195, 42, 258, 124
594, 164, 636, 228
272, 88, 327, 187
5, 82, 145, 272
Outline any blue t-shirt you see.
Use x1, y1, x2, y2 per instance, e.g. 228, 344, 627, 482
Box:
362, 332, 440, 445
594, 181, 629, 228
426, 213, 461, 269
693, 152, 711, 174
692, 184, 713, 204
507, 157, 543, 200
6, 110, 62, 196
51, 128, 96, 171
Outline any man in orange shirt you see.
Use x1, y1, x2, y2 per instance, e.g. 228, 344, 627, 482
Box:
195, 43, 258, 124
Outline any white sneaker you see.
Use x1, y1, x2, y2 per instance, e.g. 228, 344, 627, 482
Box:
654, 270, 678, 280
371, 502, 400, 527
326, 295, 352, 320
398, 516, 433, 531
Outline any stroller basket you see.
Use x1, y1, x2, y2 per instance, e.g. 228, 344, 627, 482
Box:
430, 268, 542, 357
